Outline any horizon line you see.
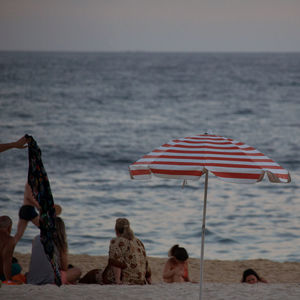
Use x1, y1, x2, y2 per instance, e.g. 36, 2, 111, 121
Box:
1, 49, 300, 54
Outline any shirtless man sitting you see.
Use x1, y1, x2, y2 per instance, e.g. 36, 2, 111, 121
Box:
0, 216, 16, 283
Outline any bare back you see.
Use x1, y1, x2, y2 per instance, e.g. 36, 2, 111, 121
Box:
23, 183, 40, 209
0, 230, 15, 280
163, 257, 186, 283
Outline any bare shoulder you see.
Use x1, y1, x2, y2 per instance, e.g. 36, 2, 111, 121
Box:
166, 257, 177, 266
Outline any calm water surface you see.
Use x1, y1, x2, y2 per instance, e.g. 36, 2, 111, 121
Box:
0, 52, 299, 261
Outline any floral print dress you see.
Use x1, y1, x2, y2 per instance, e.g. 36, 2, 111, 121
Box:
102, 236, 151, 285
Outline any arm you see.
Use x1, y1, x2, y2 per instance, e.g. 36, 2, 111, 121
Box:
138, 240, 152, 284
163, 259, 176, 280
0, 136, 27, 153
146, 275, 152, 284
2, 237, 15, 281
108, 238, 126, 283
112, 266, 122, 284
60, 251, 68, 271
183, 261, 190, 282
145, 260, 152, 284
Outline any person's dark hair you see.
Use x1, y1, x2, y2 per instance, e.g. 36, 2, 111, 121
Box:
168, 244, 189, 261
0, 215, 12, 229
242, 268, 261, 282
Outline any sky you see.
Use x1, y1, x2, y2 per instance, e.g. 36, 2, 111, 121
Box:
0, 0, 300, 52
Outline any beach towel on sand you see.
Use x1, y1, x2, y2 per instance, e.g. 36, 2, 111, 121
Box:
26, 134, 62, 286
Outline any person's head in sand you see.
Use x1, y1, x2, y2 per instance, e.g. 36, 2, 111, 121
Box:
115, 218, 134, 240
242, 268, 267, 284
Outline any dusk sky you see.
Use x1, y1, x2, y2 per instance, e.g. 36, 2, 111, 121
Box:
0, 0, 300, 52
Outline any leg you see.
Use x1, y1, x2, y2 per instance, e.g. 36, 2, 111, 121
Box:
79, 269, 101, 284
14, 219, 28, 244
31, 215, 40, 228
66, 267, 82, 283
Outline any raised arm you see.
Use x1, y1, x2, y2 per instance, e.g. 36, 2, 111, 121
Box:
60, 251, 68, 271
0, 136, 28, 153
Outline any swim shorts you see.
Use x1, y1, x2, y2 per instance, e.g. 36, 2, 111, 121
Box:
18, 205, 38, 221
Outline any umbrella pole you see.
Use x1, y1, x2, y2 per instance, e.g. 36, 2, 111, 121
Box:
199, 170, 208, 300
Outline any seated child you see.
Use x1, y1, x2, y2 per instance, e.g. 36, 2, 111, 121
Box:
14, 183, 41, 244
163, 244, 190, 283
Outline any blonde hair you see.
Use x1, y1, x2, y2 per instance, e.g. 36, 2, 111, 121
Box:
115, 218, 134, 240
54, 217, 68, 253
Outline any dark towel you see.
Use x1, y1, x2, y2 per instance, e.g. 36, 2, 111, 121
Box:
26, 134, 62, 286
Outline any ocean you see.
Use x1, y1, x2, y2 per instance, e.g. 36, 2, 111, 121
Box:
0, 51, 299, 261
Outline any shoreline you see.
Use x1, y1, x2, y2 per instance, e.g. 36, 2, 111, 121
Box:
14, 253, 300, 284
2, 253, 300, 300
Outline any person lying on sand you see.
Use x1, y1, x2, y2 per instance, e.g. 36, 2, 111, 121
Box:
241, 268, 268, 284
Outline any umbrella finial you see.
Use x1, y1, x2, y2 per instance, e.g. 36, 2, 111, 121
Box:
204, 129, 213, 135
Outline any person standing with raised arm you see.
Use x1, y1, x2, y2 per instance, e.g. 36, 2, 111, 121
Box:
14, 183, 41, 244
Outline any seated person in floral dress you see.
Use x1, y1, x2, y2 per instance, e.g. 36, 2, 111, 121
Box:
80, 218, 151, 285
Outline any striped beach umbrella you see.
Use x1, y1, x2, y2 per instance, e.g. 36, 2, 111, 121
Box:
129, 133, 291, 300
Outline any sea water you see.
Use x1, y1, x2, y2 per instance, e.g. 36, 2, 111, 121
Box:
0, 51, 299, 261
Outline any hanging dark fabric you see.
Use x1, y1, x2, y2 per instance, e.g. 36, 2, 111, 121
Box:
25, 134, 62, 286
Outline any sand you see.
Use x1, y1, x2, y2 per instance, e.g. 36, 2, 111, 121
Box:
1, 253, 300, 299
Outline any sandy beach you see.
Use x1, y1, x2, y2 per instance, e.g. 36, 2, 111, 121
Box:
1, 253, 300, 299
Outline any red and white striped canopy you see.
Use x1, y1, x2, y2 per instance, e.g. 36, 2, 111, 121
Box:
129, 134, 291, 184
